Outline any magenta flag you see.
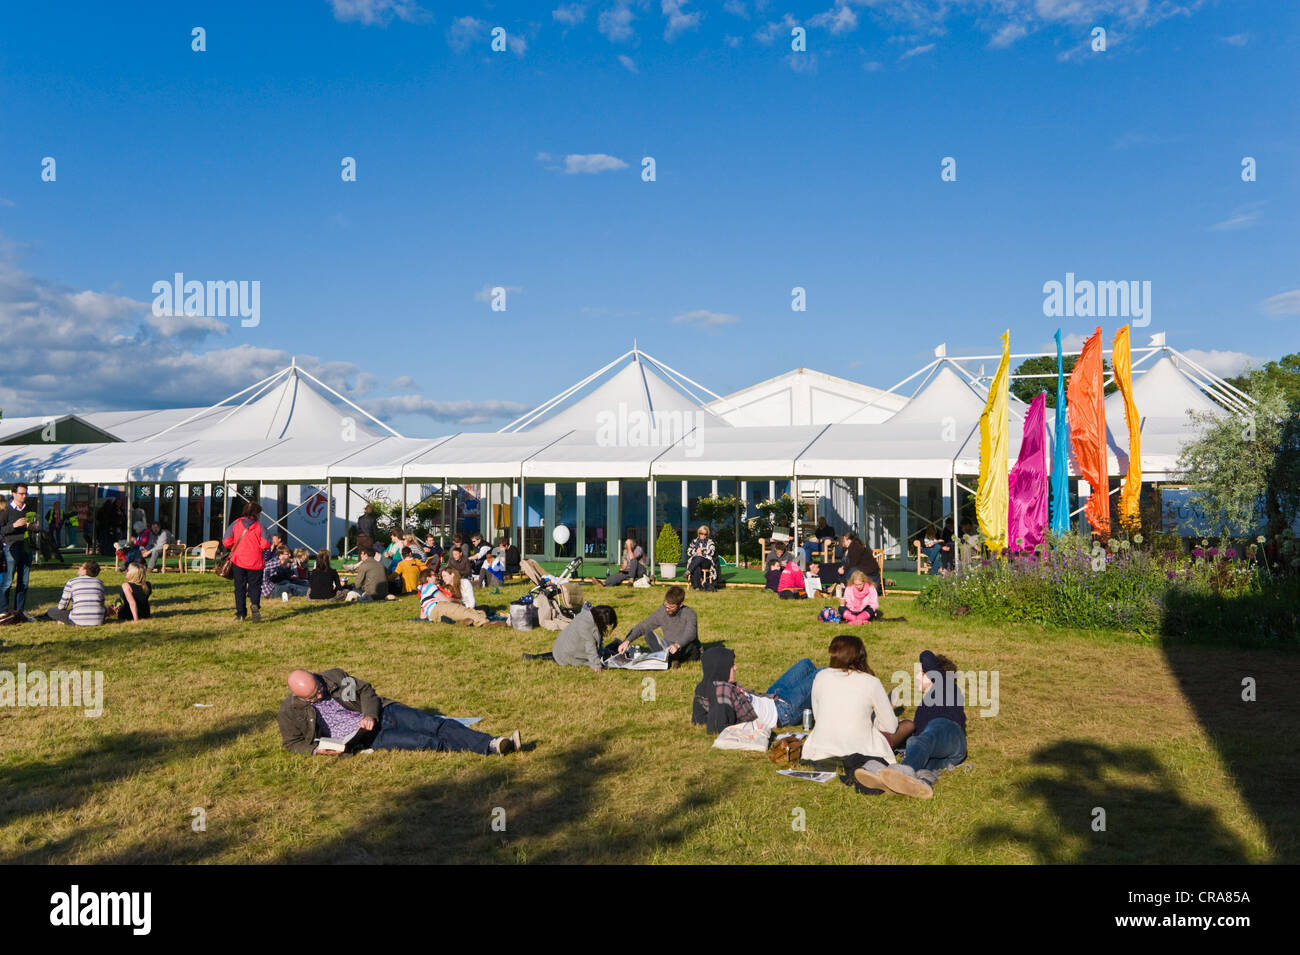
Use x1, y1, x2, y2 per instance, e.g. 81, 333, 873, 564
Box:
1008, 392, 1049, 551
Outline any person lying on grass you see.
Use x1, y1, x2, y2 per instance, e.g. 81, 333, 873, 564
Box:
611, 585, 700, 667
853, 650, 967, 800
278, 668, 520, 756
838, 570, 879, 624
692, 646, 819, 734
522, 604, 618, 671
802, 634, 909, 795
417, 566, 487, 627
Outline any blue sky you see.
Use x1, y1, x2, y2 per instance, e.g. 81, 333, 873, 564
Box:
1, 0, 1296, 436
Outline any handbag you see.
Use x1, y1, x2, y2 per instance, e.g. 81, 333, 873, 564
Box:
217, 519, 254, 579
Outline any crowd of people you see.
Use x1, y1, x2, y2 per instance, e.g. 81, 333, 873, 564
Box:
6, 480, 971, 794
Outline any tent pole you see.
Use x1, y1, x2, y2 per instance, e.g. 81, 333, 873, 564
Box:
401, 477, 407, 531
648, 477, 656, 572
326, 479, 333, 558
344, 481, 350, 558
734, 476, 740, 569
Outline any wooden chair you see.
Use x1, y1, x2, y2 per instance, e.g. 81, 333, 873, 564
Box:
159, 540, 188, 574
188, 540, 221, 573
913, 540, 932, 575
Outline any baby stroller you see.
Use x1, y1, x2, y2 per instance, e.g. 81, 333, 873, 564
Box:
519, 558, 585, 631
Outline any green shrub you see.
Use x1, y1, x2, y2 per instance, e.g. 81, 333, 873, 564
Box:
917, 534, 1296, 645
655, 523, 682, 564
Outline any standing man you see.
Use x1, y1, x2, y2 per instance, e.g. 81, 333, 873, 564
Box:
1, 483, 40, 616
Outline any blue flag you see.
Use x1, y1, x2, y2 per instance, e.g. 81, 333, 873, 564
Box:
1050, 329, 1070, 534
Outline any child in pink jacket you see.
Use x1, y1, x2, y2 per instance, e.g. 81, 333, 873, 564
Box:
840, 571, 879, 624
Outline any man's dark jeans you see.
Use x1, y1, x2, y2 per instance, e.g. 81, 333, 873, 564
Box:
3, 543, 33, 613
372, 702, 494, 754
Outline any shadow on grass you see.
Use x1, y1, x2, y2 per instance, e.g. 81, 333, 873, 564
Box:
973, 740, 1252, 864
0, 712, 264, 863
75, 730, 741, 865
282, 730, 735, 865
1159, 644, 1300, 863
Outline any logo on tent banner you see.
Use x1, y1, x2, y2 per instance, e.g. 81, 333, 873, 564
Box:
304, 492, 329, 525
594, 403, 704, 457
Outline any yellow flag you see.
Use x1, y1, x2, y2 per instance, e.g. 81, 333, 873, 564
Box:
1112, 325, 1143, 530
977, 330, 1011, 552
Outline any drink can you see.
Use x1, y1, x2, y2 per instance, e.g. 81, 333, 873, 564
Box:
802, 708, 812, 732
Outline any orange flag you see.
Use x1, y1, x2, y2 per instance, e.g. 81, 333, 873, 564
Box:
1111, 325, 1143, 531
1066, 326, 1110, 538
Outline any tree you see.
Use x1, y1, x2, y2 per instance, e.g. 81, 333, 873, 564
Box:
1226, 352, 1300, 410
1177, 371, 1300, 539
1011, 355, 1116, 407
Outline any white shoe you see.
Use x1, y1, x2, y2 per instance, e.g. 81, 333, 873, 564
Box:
281, 592, 290, 602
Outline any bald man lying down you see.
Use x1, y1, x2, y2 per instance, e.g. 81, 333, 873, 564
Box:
278, 667, 521, 756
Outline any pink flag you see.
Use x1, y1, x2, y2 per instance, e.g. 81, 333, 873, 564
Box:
1008, 392, 1049, 551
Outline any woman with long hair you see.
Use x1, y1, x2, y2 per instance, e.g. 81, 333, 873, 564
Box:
803, 634, 904, 794
308, 549, 342, 600
222, 500, 270, 622
116, 561, 152, 622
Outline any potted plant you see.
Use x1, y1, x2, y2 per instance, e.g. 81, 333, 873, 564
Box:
655, 523, 682, 578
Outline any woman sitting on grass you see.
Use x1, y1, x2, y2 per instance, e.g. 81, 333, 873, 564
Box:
855, 649, 967, 800
839, 570, 879, 624
308, 550, 342, 601
802, 634, 907, 795
522, 604, 619, 671
115, 561, 152, 622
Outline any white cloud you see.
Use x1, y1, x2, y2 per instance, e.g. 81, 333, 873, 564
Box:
563, 153, 629, 174
672, 309, 740, 328
787, 52, 818, 72
754, 13, 797, 45
663, 0, 701, 40
327, 0, 428, 26
724, 34, 743, 47
988, 22, 1029, 48
508, 34, 528, 55
0, 198, 15, 208
723, 0, 749, 19
364, 395, 531, 426
1179, 349, 1267, 378
536, 151, 554, 162
899, 42, 935, 59
1259, 289, 1300, 319
599, 1, 636, 42
553, 3, 587, 26
1210, 203, 1263, 231
618, 54, 638, 71
810, 3, 858, 35
0, 255, 375, 417
474, 284, 523, 302
448, 16, 487, 51
1221, 33, 1248, 46
863, 60, 883, 71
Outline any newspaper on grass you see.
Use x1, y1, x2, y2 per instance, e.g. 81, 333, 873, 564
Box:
777, 769, 837, 783
603, 647, 669, 670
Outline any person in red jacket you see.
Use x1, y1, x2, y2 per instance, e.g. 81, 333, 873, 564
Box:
223, 501, 271, 622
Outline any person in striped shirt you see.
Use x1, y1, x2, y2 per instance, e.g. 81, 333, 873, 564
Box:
44, 560, 106, 626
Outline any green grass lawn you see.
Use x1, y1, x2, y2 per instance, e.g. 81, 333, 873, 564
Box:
1, 564, 1294, 864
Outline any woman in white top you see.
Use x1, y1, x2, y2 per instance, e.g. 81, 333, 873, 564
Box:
803, 635, 906, 794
